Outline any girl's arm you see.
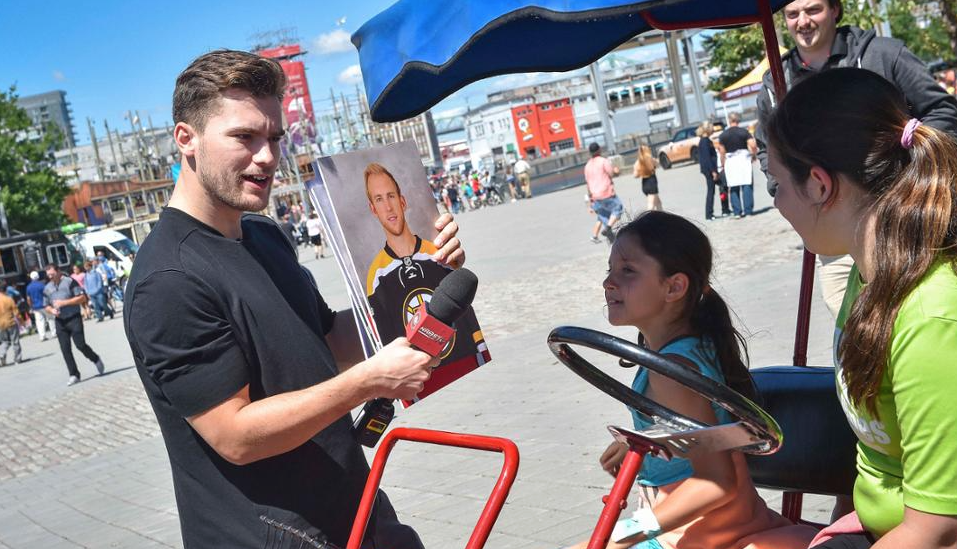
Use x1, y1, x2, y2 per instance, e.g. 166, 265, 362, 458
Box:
617, 355, 740, 546
872, 507, 957, 548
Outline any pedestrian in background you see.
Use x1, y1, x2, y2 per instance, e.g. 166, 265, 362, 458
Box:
85, 258, 114, 322
717, 113, 757, 218
74, 263, 93, 320
43, 264, 104, 386
585, 142, 623, 243
514, 156, 532, 198
27, 271, 56, 340
697, 122, 727, 220
633, 142, 662, 211
0, 281, 22, 366
305, 212, 325, 259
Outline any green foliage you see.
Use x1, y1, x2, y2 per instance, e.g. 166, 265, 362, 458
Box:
888, 0, 954, 61
702, 25, 772, 92
0, 86, 70, 233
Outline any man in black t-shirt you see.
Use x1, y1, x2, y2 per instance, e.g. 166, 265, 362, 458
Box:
716, 113, 758, 218
124, 50, 465, 549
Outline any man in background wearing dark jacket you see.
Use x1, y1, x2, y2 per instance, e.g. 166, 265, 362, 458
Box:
755, 0, 957, 317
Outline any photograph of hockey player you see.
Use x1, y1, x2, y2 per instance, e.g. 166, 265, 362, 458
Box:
364, 162, 488, 400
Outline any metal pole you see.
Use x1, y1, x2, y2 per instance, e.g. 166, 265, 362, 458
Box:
114, 129, 130, 182
127, 111, 146, 180
104, 120, 119, 177
135, 110, 155, 179
331, 89, 347, 152
86, 117, 105, 180
664, 32, 689, 127
587, 61, 617, 154
683, 34, 707, 121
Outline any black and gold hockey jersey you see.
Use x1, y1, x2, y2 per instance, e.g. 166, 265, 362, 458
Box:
365, 236, 489, 402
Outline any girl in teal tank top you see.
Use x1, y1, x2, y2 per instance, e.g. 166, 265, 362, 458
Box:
567, 211, 814, 549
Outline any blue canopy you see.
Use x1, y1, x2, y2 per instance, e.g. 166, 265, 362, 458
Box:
353, 0, 790, 122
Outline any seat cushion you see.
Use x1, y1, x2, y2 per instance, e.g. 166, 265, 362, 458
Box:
745, 366, 858, 496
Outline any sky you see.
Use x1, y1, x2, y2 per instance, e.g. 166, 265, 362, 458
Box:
1, 1, 685, 145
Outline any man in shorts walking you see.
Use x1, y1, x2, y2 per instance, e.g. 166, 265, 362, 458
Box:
585, 142, 623, 243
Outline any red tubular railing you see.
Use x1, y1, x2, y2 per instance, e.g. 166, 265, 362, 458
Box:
345, 427, 520, 549
586, 448, 648, 549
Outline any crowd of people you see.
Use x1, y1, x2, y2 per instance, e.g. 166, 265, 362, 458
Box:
429, 165, 534, 215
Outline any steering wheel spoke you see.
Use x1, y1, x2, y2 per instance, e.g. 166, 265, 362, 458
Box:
548, 326, 782, 456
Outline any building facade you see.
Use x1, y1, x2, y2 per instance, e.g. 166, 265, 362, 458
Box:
62, 178, 175, 244
17, 90, 77, 148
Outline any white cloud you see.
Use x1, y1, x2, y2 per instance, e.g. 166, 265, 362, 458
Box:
338, 64, 363, 85
314, 29, 354, 55
52, 70, 66, 81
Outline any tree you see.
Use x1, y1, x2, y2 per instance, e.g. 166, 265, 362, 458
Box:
887, 0, 956, 62
0, 86, 70, 233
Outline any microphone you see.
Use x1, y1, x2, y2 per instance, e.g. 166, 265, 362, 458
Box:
354, 268, 478, 447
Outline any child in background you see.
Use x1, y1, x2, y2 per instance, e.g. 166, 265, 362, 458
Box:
569, 211, 814, 549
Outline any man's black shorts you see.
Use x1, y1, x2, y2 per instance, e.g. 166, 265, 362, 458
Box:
641, 175, 659, 196
310, 234, 322, 246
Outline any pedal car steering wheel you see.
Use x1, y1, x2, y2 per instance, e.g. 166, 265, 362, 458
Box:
547, 326, 783, 457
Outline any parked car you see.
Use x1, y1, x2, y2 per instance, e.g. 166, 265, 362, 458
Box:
656, 122, 724, 169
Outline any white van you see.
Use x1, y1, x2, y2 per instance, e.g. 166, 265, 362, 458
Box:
70, 229, 139, 274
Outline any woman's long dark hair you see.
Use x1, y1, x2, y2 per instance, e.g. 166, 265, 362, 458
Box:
618, 211, 756, 401
766, 68, 957, 416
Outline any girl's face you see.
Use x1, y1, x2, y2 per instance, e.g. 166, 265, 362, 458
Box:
602, 234, 671, 328
769, 145, 828, 254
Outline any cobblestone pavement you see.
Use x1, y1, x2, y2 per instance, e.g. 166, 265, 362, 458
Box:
0, 162, 838, 548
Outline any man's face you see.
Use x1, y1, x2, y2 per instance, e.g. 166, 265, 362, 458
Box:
784, 0, 839, 56
46, 267, 58, 282
367, 173, 407, 237
190, 88, 284, 213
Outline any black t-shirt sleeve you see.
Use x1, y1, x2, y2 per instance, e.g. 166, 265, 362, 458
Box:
128, 270, 250, 418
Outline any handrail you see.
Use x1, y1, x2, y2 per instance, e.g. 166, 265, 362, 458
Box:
346, 427, 520, 549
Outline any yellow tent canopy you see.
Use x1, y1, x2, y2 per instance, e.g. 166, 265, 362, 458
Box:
720, 47, 788, 100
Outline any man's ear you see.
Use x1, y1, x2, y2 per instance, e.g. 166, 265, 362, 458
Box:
399, 195, 407, 210
664, 272, 689, 303
368, 201, 376, 215
808, 166, 838, 208
174, 122, 198, 158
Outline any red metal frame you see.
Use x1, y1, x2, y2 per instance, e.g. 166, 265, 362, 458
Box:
640, 11, 760, 30
345, 427, 520, 549
586, 449, 647, 549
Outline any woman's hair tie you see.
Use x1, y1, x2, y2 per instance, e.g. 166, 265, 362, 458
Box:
901, 118, 922, 149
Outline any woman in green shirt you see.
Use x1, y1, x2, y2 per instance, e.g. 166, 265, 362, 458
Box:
764, 68, 957, 548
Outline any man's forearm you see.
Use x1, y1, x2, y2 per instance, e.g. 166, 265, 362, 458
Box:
197, 365, 373, 465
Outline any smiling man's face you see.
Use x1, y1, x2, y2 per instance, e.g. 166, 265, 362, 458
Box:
367, 172, 407, 237
784, 0, 840, 58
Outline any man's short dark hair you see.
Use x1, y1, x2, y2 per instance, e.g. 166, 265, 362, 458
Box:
173, 49, 286, 131
828, 0, 843, 23
729, 112, 741, 124
589, 142, 601, 155
44, 263, 58, 272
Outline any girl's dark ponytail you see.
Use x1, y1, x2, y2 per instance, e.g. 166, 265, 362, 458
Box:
691, 289, 756, 402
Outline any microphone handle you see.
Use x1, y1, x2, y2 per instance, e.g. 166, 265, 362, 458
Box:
352, 310, 457, 447
353, 398, 395, 448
